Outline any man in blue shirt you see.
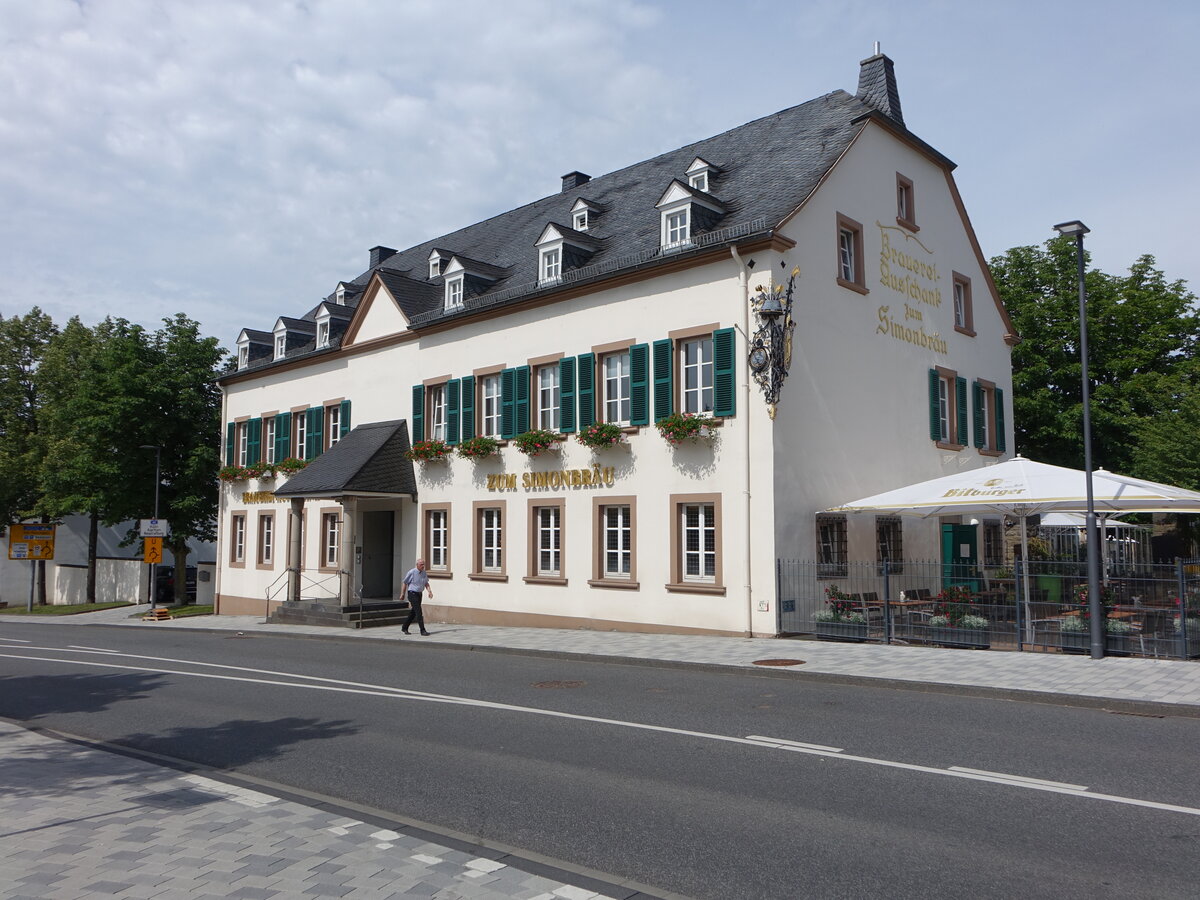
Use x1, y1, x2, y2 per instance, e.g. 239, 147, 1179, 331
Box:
401, 558, 433, 635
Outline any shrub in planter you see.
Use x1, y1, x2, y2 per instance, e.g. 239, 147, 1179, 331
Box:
654, 412, 716, 446
927, 613, 991, 648
513, 429, 564, 456
219, 465, 249, 482
576, 422, 626, 450
274, 456, 308, 475
406, 440, 452, 461
457, 436, 501, 459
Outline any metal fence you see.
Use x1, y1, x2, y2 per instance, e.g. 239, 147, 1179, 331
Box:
777, 558, 1200, 660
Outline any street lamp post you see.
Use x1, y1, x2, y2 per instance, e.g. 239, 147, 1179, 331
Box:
1053, 220, 1103, 659
140, 445, 161, 611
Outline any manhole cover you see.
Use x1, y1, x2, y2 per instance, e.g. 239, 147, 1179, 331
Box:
752, 658, 806, 667
532, 680, 585, 689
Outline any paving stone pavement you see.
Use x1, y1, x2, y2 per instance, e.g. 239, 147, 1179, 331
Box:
8, 603, 1200, 710
0, 722, 626, 900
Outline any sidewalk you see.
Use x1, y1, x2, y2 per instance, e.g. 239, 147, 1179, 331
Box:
0, 721, 649, 900
8, 603, 1200, 710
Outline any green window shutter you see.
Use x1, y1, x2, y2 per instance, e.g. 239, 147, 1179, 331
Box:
411, 385, 425, 442
928, 369, 941, 441
995, 388, 1006, 453
955, 376, 968, 446
630, 343, 650, 426
226, 422, 235, 465
247, 417, 262, 465
713, 327, 736, 417
653, 338, 674, 422
972, 381, 985, 448
576, 352, 595, 428
339, 400, 351, 437
500, 368, 516, 439
460, 376, 476, 440
306, 406, 323, 459
446, 378, 461, 445
514, 365, 530, 435
275, 412, 291, 461
559, 357, 577, 433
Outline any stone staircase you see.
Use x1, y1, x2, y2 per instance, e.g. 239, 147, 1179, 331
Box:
267, 598, 412, 629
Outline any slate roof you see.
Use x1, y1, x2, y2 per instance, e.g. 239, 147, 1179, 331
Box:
229, 56, 939, 376
274, 420, 416, 498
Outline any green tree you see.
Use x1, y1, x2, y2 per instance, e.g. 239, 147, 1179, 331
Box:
990, 238, 1198, 474
0, 308, 59, 603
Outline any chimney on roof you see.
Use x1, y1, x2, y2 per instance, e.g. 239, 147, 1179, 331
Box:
561, 171, 590, 193
856, 49, 904, 127
369, 245, 397, 267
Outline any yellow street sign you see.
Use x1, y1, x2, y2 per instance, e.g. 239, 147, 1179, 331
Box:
144, 536, 163, 565
8, 524, 56, 561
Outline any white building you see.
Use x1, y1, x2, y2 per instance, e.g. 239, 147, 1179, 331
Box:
216, 52, 1016, 636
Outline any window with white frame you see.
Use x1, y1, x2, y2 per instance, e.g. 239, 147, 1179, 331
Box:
429, 384, 447, 441
231, 515, 246, 563
237, 422, 249, 466
445, 276, 464, 310
896, 173, 915, 229
536, 506, 561, 577
573, 210, 588, 231
259, 514, 274, 566
973, 379, 1003, 454
835, 213, 866, 291
680, 337, 714, 414
688, 171, 708, 192
238, 345, 249, 369
603, 351, 631, 425
602, 505, 632, 578
326, 405, 341, 448
481, 375, 501, 437
540, 247, 561, 284
681, 503, 716, 582
322, 513, 340, 568
537, 365, 560, 430
427, 508, 448, 571
264, 418, 277, 464
335, 285, 346, 305
838, 228, 856, 283
480, 508, 502, 573
930, 367, 964, 448
429, 257, 442, 279
275, 334, 286, 360
938, 374, 951, 443
294, 412, 307, 459
664, 208, 690, 248
953, 272, 974, 335
317, 321, 330, 348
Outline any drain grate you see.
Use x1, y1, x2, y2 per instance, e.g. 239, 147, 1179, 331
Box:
752, 658, 806, 667
532, 680, 585, 689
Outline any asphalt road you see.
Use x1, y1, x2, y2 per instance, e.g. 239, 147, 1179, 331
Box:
2, 621, 1198, 899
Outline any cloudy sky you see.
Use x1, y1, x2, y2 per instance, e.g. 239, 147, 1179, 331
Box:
1, 0, 1195, 354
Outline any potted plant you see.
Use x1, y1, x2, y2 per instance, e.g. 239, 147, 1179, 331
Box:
274, 456, 308, 475
406, 439, 452, 462
513, 429, 565, 456
457, 435, 501, 459
1059, 615, 1133, 655
654, 412, 716, 446
576, 422, 627, 451
813, 585, 867, 641
218, 465, 249, 482
924, 584, 990, 648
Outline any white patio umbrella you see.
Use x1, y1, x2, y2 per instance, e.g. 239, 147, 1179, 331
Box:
826, 456, 1200, 631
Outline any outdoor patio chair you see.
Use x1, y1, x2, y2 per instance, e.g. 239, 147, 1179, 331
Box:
859, 592, 883, 625
1134, 609, 1174, 657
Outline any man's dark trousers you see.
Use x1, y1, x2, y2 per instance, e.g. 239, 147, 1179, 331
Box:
404, 590, 425, 632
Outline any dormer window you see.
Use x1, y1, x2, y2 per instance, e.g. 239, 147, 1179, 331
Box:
570, 198, 599, 234
317, 320, 330, 348
238, 345, 249, 369
573, 209, 588, 231
428, 250, 447, 280
274, 334, 286, 360
688, 171, 708, 192
335, 284, 346, 305
664, 208, 690, 248
685, 157, 719, 196
445, 275, 464, 310
540, 247, 561, 284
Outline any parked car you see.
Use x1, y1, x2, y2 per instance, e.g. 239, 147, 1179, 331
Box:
155, 565, 198, 603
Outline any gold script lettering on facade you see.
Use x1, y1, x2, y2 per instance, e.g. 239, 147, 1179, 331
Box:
501, 466, 616, 491
240, 491, 277, 504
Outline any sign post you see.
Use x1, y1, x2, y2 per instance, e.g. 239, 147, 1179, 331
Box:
8, 524, 56, 612
139, 520, 169, 611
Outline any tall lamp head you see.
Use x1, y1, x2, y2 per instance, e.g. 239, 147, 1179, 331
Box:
1052, 220, 1090, 237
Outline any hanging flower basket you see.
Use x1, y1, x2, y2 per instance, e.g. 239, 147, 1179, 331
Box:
406, 440, 452, 462
654, 413, 717, 446
457, 436, 501, 459
576, 422, 627, 450
513, 429, 566, 456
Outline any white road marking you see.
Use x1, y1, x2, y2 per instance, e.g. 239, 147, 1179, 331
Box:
3, 649, 1198, 819
745, 735, 843, 753
0, 637, 31, 643
67, 645, 118, 653
948, 766, 1089, 792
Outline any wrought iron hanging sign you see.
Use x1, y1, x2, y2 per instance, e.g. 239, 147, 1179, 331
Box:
748, 263, 799, 418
